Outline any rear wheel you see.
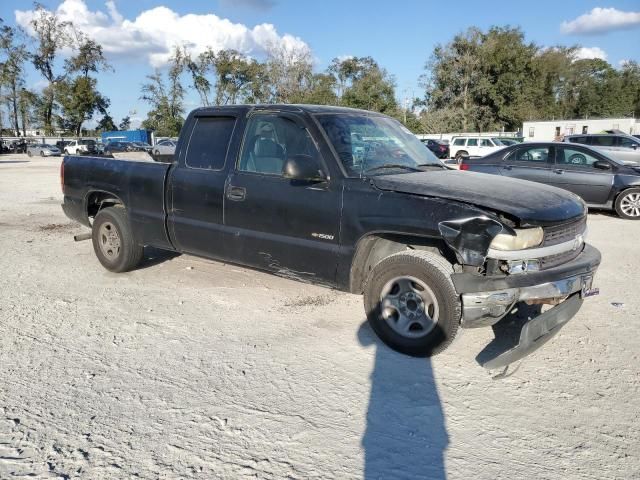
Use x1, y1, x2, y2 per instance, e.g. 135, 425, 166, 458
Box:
40, 150, 45, 157
27, 150, 32, 157
92, 206, 144, 272
615, 188, 640, 220
363, 250, 460, 357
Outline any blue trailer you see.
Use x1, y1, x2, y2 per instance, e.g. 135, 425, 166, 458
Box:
101, 129, 153, 145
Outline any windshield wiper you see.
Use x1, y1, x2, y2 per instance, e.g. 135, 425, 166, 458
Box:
364, 164, 422, 175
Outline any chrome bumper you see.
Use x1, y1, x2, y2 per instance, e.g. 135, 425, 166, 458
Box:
462, 273, 595, 328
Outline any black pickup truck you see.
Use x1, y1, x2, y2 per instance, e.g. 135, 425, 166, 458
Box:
61, 105, 601, 369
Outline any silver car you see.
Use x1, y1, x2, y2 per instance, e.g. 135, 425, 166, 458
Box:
565, 133, 640, 163
153, 139, 177, 156
27, 143, 61, 157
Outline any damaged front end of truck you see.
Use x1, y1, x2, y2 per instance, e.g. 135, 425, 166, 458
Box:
438, 214, 601, 371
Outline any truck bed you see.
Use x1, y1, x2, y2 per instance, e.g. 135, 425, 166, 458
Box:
62, 155, 173, 249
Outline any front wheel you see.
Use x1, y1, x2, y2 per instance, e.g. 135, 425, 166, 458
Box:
92, 206, 144, 272
363, 250, 460, 357
615, 188, 640, 220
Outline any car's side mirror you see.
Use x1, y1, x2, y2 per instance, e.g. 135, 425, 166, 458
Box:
283, 154, 326, 182
593, 160, 611, 170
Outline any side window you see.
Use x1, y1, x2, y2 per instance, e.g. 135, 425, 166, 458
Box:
591, 136, 615, 147
570, 136, 588, 144
467, 138, 478, 147
185, 116, 236, 170
558, 148, 601, 168
619, 137, 639, 148
453, 138, 465, 146
480, 139, 493, 147
238, 115, 318, 176
511, 146, 550, 163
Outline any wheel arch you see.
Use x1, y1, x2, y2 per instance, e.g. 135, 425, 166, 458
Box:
85, 190, 125, 224
348, 232, 456, 294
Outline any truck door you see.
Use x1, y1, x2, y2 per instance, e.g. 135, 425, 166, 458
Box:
167, 113, 240, 259
224, 112, 342, 286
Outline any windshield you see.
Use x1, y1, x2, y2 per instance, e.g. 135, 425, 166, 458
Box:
316, 114, 442, 176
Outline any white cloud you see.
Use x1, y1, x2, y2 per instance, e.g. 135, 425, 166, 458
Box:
572, 46, 608, 61
15, 0, 310, 68
561, 7, 640, 35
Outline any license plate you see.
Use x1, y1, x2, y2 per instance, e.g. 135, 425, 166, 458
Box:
581, 275, 599, 298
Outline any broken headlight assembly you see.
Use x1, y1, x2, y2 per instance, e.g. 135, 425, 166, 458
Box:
489, 227, 543, 251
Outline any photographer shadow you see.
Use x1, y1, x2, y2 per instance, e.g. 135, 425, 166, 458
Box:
358, 322, 449, 480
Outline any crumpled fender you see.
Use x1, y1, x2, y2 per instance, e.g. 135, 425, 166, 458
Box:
438, 216, 512, 266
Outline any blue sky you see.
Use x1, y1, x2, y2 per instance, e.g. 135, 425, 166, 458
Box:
3, 0, 640, 127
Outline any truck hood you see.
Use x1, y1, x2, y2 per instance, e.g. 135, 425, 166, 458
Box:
372, 169, 585, 225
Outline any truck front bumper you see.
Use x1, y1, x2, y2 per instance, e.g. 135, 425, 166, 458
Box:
451, 244, 601, 369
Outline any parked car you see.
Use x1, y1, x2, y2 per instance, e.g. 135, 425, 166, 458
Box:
449, 136, 505, 162
460, 142, 640, 219
420, 139, 449, 159
27, 143, 61, 157
153, 139, 177, 155
152, 139, 177, 163
61, 139, 97, 155
131, 141, 153, 153
8, 139, 27, 154
61, 105, 601, 369
564, 133, 640, 164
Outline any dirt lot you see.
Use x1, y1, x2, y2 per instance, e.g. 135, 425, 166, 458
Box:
0, 154, 638, 479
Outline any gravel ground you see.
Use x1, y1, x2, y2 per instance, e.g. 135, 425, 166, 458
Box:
0, 153, 638, 479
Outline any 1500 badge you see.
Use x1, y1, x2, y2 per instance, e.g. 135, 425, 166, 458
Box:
312, 233, 334, 240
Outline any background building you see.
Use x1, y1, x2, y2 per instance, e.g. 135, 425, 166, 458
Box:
522, 118, 640, 142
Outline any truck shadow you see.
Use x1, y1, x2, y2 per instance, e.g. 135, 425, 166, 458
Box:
137, 246, 181, 270
357, 322, 448, 479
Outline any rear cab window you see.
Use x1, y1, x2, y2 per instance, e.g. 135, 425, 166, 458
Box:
185, 116, 237, 170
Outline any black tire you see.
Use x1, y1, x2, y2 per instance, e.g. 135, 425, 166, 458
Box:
64, 149, 69, 155
27, 150, 32, 157
40, 150, 45, 157
363, 250, 460, 357
92, 206, 144, 272
455, 151, 468, 164
615, 188, 640, 220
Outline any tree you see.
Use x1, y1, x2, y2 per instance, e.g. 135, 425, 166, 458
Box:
96, 113, 117, 132
265, 42, 314, 103
29, 3, 73, 134
329, 56, 398, 114
140, 66, 184, 137
0, 21, 30, 135
55, 33, 111, 135
119, 116, 131, 130
56, 76, 109, 135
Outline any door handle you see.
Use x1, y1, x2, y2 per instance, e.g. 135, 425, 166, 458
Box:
553, 169, 564, 174
226, 185, 246, 201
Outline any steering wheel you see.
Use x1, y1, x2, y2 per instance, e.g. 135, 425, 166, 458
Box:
568, 153, 586, 165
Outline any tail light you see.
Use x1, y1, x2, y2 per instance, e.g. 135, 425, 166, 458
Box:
439, 145, 447, 151
459, 163, 470, 171
60, 160, 65, 194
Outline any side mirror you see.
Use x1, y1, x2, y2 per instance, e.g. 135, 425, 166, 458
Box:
283, 154, 326, 182
593, 160, 611, 170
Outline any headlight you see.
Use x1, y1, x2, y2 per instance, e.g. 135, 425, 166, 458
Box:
490, 227, 543, 251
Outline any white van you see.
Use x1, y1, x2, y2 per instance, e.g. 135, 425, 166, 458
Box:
449, 137, 505, 162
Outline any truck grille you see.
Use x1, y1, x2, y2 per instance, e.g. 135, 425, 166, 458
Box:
542, 216, 587, 247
